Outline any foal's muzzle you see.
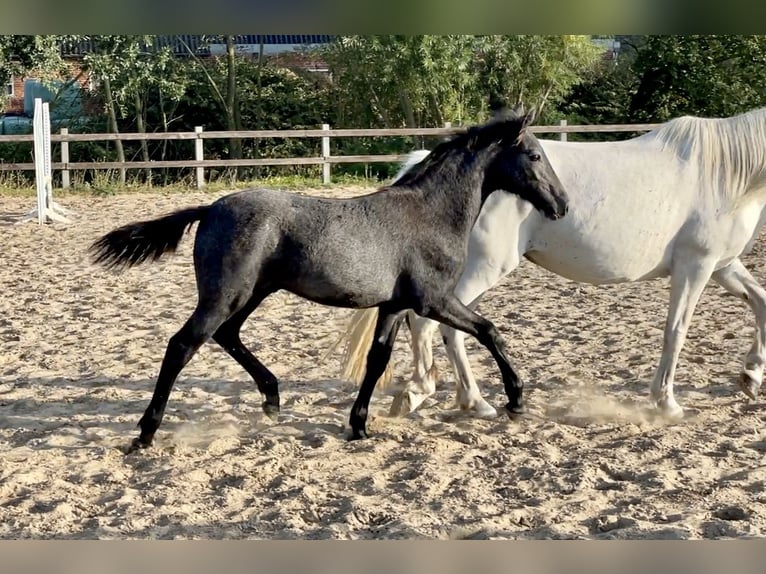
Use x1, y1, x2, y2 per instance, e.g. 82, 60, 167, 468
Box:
550, 187, 569, 220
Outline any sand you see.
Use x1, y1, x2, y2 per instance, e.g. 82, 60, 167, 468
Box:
1, 187, 765, 540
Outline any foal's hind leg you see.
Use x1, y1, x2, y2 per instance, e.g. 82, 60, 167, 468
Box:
130, 300, 234, 452
213, 290, 281, 418
425, 295, 525, 417
712, 258, 766, 399
349, 309, 405, 440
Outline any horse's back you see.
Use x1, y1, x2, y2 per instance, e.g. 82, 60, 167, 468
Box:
196, 188, 408, 307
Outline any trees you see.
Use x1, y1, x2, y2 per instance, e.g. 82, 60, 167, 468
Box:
170, 58, 332, 179
322, 35, 603, 130
0, 35, 84, 114
559, 35, 766, 131
629, 35, 766, 121
178, 35, 246, 177
14, 34, 766, 186
557, 45, 638, 139
474, 35, 602, 122
319, 35, 603, 177
322, 35, 479, 129
81, 35, 186, 184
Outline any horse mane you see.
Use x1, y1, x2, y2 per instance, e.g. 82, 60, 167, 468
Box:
646, 107, 766, 202
391, 109, 528, 189
391, 149, 431, 184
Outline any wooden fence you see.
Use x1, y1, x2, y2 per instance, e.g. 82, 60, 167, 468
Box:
0, 120, 662, 187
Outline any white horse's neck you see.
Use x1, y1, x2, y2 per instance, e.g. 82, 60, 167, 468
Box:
647, 110, 766, 204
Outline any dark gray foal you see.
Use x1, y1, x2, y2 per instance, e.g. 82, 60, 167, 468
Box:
90, 108, 568, 452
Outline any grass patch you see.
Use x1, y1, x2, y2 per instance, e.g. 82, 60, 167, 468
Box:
0, 171, 381, 198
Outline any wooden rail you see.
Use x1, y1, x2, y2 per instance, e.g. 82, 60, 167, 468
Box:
0, 121, 662, 186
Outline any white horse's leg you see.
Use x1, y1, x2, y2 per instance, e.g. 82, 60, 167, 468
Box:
390, 252, 519, 418
390, 193, 534, 417
389, 313, 441, 416
409, 312, 441, 393
439, 247, 523, 417
712, 258, 766, 399
650, 256, 717, 417
440, 293, 499, 418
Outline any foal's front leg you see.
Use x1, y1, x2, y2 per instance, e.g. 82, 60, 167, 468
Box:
426, 295, 525, 417
349, 309, 405, 440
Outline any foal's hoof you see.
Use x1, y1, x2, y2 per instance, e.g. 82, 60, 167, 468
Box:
503, 402, 528, 418
262, 400, 280, 421
125, 436, 152, 455
739, 372, 761, 400
347, 428, 369, 441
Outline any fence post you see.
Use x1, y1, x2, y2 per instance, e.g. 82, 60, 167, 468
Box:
559, 119, 567, 142
60, 128, 70, 189
321, 123, 331, 184
34, 99, 47, 225
17, 97, 72, 225
195, 126, 205, 189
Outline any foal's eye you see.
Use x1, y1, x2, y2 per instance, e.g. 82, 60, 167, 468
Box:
529, 152, 541, 162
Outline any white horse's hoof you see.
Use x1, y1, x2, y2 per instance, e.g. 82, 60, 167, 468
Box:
739, 371, 761, 400
657, 401, 685, 421
389, 390, 430, 417
459, 400, 498, 419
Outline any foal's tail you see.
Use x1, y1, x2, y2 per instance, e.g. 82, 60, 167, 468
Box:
89, 205, 211, 270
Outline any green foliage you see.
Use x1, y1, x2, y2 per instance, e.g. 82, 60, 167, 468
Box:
318, 35, 603, 176
322, 35, 603, 129
166, 59, 333, 179
322, 35, 480, 128
629, 35, 766, 121
80, 35, 186, 117
474, 35, 603, 123
0, 35, 84, 111
0, 35, 78, 85
557, 54, 640, 141
26, 34, 766, 188
558, 35, 766, 137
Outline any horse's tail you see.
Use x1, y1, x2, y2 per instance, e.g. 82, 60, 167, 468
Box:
89, 205, 211, 270
324, 307, 414, 389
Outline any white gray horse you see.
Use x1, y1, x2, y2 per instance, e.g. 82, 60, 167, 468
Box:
90, 109, 568, 452
338, 107, 766, 420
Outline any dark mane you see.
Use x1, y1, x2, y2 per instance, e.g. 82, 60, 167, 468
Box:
391, 109, 528, 189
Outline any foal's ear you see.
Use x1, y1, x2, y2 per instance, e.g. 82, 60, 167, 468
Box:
511, 107, 536, 146
523, 107, 537, 127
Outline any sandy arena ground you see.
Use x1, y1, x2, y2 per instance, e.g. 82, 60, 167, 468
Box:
1, 187, 765, 539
